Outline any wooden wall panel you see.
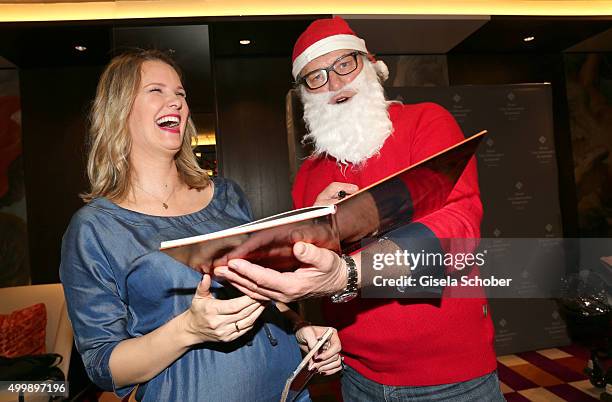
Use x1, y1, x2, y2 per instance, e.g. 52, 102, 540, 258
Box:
20, 66, 101, 284
214, 56, 294, 219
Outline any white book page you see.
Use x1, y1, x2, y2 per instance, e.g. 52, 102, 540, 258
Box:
160, 205, 335, 249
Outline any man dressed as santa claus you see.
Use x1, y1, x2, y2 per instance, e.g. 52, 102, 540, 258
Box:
216, 17, 504, 400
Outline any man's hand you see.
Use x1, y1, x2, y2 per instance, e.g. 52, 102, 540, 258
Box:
213, 242, 351, 303
213, 219, 339, 272
314, 182, 359, 206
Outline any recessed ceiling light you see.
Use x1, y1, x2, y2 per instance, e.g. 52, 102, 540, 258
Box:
239, 39, 251, 45
523, 36, 535, 42
74, 45, 87, 52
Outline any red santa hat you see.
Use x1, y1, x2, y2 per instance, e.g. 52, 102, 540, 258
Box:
292, 16, 389, 82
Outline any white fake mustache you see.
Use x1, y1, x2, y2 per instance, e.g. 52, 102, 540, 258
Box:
299, 60, 393, 166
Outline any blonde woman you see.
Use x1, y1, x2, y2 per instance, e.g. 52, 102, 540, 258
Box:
59, 50, 341, 402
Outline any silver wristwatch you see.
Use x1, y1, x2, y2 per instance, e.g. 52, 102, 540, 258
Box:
331, 254, 358, 303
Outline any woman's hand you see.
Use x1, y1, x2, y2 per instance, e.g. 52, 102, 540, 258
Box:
184, 274, 266, 343
313, 182, 359, 206
295, 326, 342, 376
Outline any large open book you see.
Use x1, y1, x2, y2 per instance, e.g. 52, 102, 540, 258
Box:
160, 130, 487, 272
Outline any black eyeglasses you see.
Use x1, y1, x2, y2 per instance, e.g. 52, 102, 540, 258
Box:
297, 52, 362, 90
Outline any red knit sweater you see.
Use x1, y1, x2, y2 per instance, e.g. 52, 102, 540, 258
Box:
292, 102, 497, 386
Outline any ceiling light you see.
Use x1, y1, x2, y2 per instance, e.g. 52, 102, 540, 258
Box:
74, 45, 87, 51
239, 39, 251, 45
523, 36, 535, 42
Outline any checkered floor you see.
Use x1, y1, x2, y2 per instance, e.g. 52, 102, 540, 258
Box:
498, 346, 604, 401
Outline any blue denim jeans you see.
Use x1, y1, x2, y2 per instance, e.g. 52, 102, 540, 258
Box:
341, 365, 505, 402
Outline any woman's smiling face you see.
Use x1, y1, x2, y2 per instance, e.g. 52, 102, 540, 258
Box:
128, 60, 189, 160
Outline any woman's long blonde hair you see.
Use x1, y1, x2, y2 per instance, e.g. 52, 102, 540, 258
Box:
80, 49, 210, 203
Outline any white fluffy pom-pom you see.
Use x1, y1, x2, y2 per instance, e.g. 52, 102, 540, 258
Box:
373, 60, 389, 82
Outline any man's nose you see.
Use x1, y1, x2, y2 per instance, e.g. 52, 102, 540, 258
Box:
327, 72, 345, 92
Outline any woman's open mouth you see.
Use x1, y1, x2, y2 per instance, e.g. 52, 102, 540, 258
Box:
156, 114, 181, 133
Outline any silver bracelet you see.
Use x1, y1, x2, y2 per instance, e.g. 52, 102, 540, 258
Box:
331, 254, 358, 303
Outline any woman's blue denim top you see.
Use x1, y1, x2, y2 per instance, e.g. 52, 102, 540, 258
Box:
60, 178, 307, 402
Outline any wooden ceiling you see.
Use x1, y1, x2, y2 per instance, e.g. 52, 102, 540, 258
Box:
1, 16, 610, 70
452, 16, 612, 53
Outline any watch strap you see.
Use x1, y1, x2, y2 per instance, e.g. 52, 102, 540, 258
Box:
331, 254, 358, 303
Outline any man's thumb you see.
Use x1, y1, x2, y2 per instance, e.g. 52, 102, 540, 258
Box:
293, 242, 322, 265
195, 274, 212, 299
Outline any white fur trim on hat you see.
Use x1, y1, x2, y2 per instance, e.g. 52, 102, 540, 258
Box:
292, 34, 368, 79
373, 60, 389, 82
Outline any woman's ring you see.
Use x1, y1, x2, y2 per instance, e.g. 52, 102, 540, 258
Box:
234, 322, 240, 332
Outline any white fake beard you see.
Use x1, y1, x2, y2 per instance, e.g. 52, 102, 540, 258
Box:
299, 61, 393, 166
